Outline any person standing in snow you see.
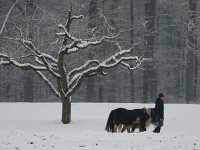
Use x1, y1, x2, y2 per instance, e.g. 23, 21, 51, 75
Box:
153, 93, 165, 133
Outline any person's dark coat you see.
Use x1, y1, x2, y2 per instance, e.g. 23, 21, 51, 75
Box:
155, 98, 164, 120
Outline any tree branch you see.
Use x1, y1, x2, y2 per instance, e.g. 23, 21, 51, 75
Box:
36, 71, 60, 98
0, 53, 47, 70
66, 46, 143, 97
68, 59, 100, 81
0, 53, 60, 98
57, 24, 119, 54
0, 0, 17, 34
2, 35, 61, 78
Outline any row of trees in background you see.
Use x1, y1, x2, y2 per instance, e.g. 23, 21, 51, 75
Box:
0, 0, 200, 105
76, 0, 200, 103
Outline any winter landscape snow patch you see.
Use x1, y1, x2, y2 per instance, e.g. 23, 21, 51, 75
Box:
0, 103, 199, 150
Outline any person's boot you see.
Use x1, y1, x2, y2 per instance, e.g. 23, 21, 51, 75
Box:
153, 127, 161, 133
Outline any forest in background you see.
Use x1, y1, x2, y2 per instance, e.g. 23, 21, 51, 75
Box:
0, 0, 200, 103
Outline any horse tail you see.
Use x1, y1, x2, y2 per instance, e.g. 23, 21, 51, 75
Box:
105, 110, 114, 132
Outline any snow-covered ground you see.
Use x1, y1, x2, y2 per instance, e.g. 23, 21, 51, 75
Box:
0, 103, 199, 150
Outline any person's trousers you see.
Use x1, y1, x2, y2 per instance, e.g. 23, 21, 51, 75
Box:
153, 119, 163, 133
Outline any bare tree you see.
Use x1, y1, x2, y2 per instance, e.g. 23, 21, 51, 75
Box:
0, 3, 149, 124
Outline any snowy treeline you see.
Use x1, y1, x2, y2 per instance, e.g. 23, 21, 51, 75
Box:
0, 0, 200, 103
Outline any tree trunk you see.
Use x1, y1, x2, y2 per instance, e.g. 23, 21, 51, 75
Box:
23, 74, 34, 102
130, 0, 135, 102
87, 1, 98, 102
23, 0, 36, 102
185, 0, 198, 103
143, 0, 157, 101
62, 97, 71, 124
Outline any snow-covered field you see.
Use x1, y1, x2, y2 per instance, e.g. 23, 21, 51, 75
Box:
0, 103, 199, 150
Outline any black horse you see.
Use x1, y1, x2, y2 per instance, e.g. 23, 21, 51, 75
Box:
127, 108, 163, 133
105, 108, 150, 133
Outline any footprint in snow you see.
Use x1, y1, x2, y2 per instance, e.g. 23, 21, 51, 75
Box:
79, 145, 87, 147
29, 141, 34, 145
4, 142, 11, 146
15, 146, 20, 150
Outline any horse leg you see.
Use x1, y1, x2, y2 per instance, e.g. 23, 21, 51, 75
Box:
127, 126, 132, 133
117, 124, 123, 132
139, 127, 146, 132
126, 123, 135, 133
127, 128, 131, 133
121, 124, 127, 133
113, 124, 118, 132
127, 125, 133, 133
131, 124, 136, 133
139, 119, 147, 132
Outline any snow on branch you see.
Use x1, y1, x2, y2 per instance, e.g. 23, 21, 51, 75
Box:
57, 24, 78, 41
21, 39, 57, 63
64, 7, 83, 32
20, 39, 61, 78
41, 52, 58, 64
0, 53, 47, 70
70, 15, 84, 22
2, 35, 58, 66
36, 71, 60, 98
1, 35, 61, 78
66, 46, 143, 98
68, 59, 100, 81
73, 34, 119, 50
0, 53, 60, 98
57, 23, 119, 54
56, 9, 120, 55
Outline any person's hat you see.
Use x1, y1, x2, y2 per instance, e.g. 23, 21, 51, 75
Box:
159, 93, 164, 98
